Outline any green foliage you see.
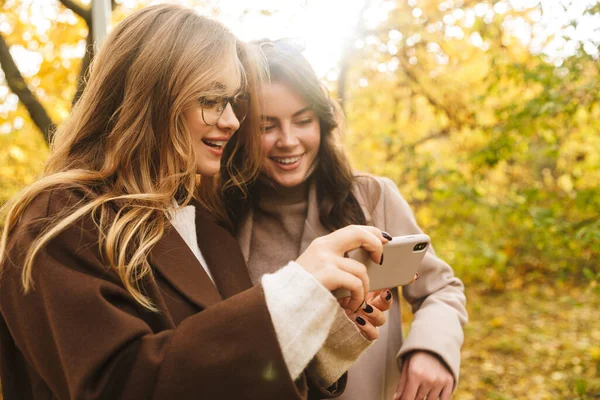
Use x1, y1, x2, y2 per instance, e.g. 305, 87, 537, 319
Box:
342, 0, 600, 288
0, 0, 149, 209
0, 106, 48, 211
0, 1, 86, 210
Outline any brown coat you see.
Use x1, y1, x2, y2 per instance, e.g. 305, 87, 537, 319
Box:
0, 189, 345, 399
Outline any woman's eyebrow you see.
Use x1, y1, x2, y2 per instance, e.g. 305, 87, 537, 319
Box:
211, 82, 241, 95
261, 107, 313, 122
209, 82, 227, 92
291, 107, 312, 117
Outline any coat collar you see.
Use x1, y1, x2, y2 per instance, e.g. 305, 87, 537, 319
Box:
150, 200, 253, 309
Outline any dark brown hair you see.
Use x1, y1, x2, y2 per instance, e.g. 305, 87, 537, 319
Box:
221, 39, 366, 232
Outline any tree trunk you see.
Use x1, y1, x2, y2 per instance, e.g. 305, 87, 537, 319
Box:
0, 34, 55, 143
0, 0, 118, 143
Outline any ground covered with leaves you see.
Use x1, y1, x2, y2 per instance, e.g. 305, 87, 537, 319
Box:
403, 283, 600, 400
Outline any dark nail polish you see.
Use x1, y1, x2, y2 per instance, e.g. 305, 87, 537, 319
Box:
363, 303, 373, 314
385, 290, 392, 301
356, 316, 366, 326
379, 253, 384, 265
381, 231, 393, 241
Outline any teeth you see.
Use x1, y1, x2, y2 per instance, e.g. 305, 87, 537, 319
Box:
202, 139, 226, 148
272, 156, 301, 165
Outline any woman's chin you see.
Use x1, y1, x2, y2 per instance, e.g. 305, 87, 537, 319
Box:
195, 167, 218, 177
195, 160, 220, 177
268, 173, 306, 188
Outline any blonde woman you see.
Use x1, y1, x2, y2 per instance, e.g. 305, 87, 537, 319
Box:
222, 40, 468, 400
0, 6, 390, 399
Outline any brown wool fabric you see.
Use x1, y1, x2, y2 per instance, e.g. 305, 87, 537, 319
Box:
0, 188, 346, 399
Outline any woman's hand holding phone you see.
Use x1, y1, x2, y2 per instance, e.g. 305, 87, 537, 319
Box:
338, 274, 419, 340
338, 289, 393, 340
295, 225, 389, 314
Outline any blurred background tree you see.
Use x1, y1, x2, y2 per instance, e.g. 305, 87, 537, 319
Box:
340, 0, 600, 289
1, 0, 599, 398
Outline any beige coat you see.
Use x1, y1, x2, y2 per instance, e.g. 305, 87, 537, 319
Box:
237, 174, 468, 400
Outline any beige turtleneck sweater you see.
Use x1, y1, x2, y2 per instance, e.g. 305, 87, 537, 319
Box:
246, 179, 310, 281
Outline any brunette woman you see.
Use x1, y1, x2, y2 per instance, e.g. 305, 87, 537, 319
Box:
223, 40, 468, 400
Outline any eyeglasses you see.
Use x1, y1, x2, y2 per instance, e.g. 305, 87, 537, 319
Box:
199, 93, 250, 126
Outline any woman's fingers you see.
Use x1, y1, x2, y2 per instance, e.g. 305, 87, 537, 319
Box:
365, 289, 386, 303
415, 386, 431, 400
365, 289, 394, 312
440, 383, 453, 400
340, 289, 393, 322
325, 225, 386, 264
336, 257, 369, 301
394, 362, 409, 400
369, 289, 394, 312
337, 296, 351, 310
354, 226, 390, 265
396, 352, 455, 400
397, 377, 419, 400
426, 385, 443, 400
339, 302, 378, 340
297, 249, 368, 312
297, 225, 396, 312
358, 301, 386, 327
354, 314, 379, 341
321, 257, 368, 312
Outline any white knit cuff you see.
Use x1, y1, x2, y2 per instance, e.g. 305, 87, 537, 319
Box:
261, 261, 339, 381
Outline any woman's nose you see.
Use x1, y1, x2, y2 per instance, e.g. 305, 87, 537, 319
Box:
277, 124, 299, 147
216, 102, 240, 133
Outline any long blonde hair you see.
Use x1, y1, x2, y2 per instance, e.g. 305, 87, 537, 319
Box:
0, 4, 265, 310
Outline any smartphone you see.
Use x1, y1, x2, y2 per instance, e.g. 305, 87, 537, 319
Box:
332, 233, 430, 299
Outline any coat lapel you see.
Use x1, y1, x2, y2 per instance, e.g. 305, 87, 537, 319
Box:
236, 207, 253, 264
351, 180, 374, 226
193, 204, 253, 299
150, 224, 222, 309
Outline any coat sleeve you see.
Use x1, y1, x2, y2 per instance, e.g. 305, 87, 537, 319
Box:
0, 195, 306, 400
306, 365, 348, 399
369, 177, 468, 385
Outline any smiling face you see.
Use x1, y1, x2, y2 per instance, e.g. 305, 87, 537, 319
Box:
183, 75, 242, 177
260, 81, 321, 187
